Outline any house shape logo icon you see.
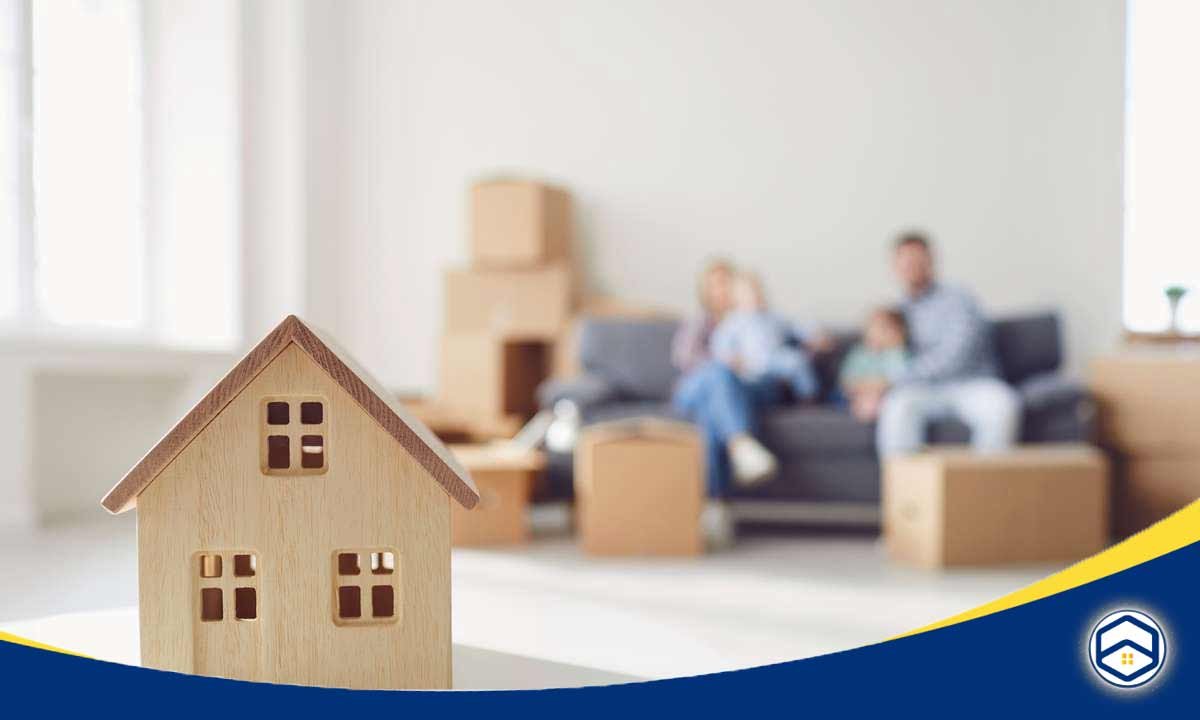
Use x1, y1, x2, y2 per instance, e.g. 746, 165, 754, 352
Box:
1088, 610, 1166, 688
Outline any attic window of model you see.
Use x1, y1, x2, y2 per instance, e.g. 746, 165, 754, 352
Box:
261, 396, 328, 476
333, 549, 400, 626
197, 551, 259, 623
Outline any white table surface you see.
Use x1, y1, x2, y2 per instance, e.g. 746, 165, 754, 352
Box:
0, 606, 640, 690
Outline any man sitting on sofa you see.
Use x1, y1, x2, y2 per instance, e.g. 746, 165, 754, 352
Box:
874, 232, 1021, 456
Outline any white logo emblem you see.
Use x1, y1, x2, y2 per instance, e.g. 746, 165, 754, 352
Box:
1088, 609, 1166, 688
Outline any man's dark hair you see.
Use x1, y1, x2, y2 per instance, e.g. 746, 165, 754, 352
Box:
894, 231, 932, 253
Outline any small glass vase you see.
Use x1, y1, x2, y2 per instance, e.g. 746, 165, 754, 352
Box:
1165, 286, 1188, 334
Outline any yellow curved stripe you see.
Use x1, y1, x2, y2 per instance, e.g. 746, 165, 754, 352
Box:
0, 630, 88, 657
896, 498, 1200, 639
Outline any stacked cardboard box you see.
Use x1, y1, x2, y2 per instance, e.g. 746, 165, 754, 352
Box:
436, 180, 575, 439
1091, 351, 1200, 536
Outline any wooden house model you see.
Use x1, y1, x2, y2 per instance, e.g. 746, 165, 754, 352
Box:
101, 315, 479, 689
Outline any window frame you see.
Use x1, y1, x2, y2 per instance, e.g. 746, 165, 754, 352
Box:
260, 395, 329, 476
331, 548, 401, 627
0, 0, 149, 341
195, 550, 260, 624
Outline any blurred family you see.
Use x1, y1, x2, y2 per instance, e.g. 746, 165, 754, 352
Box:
671, 232, 1021, 525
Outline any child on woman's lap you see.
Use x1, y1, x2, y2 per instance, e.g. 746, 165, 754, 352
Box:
839, 307, 910, 421
710, 272, 820, 400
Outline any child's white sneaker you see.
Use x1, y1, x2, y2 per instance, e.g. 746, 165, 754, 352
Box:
701, 500, 735, 551
728, 434, 778, 487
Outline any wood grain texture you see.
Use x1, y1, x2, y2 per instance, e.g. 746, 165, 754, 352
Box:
102, 315, 478, 514
138, 344, 452, 688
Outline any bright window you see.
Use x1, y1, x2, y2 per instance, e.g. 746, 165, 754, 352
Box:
33, 0, 145, 329
1124, 0, 1200, 333
0, 0, 240, 347
0, 1, 23, 321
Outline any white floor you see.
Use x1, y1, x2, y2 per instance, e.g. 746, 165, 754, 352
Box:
0, 515, 1062, 680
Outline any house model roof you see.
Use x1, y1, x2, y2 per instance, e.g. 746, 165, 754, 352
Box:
101, 315, 479, 514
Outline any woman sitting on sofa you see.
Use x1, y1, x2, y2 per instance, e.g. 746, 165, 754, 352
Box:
671, 260, 825, 546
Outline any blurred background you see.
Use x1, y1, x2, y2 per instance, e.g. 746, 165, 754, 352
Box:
1, 0, 1196, 680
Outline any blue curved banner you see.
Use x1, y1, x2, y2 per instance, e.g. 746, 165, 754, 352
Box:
3, 534, 1196, 716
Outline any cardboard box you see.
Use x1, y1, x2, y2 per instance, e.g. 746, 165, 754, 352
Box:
449, 444, 545, 546
1113, 457, 1200, 537
471, 180, 571, 267
444, 265, 572, 339
438, 334, 550, 421
883, 445, 1109, 568
399, 395, 524, 443
574, 419, 704, 556
1091, 353, 1200, 455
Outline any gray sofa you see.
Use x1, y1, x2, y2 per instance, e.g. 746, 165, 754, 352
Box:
538, 312, 1096, 525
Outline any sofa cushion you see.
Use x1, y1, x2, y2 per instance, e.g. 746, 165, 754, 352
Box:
578, 318, 681, 401
992, 313, 1061, 384
762, 405, 982, 458
580, 400, 675, 426
760, 406, 876, 456
728, 455, 881, 503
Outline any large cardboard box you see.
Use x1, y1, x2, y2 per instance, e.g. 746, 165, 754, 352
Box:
444, 265, 572, 339
438, 334, 550, 421
883, 445, 1109, 568
1113, 457, 1200, 537
471, 180, 571, 267
449, 444, 545, 546
1091, 353, 1200, 455
1090, 352, 1200, 536
574, 419, 704, 556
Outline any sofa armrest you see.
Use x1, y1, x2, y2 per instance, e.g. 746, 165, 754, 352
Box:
537, 374, 619, 412
1016, 372, 1098, 443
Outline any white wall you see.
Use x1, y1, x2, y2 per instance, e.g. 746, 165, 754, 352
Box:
294, 0, 1126, 390
33, 373, 185, 524
241, 0, 307, 340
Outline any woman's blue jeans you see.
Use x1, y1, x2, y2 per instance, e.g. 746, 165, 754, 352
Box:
672, 361, 780, 497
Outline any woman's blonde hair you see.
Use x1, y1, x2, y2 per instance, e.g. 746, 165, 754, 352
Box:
697, 257, 735, 312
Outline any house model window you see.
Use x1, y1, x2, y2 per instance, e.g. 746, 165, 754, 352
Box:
333, 549, 400, 625
197, 551, 259, 622
261, 396, 328, 475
